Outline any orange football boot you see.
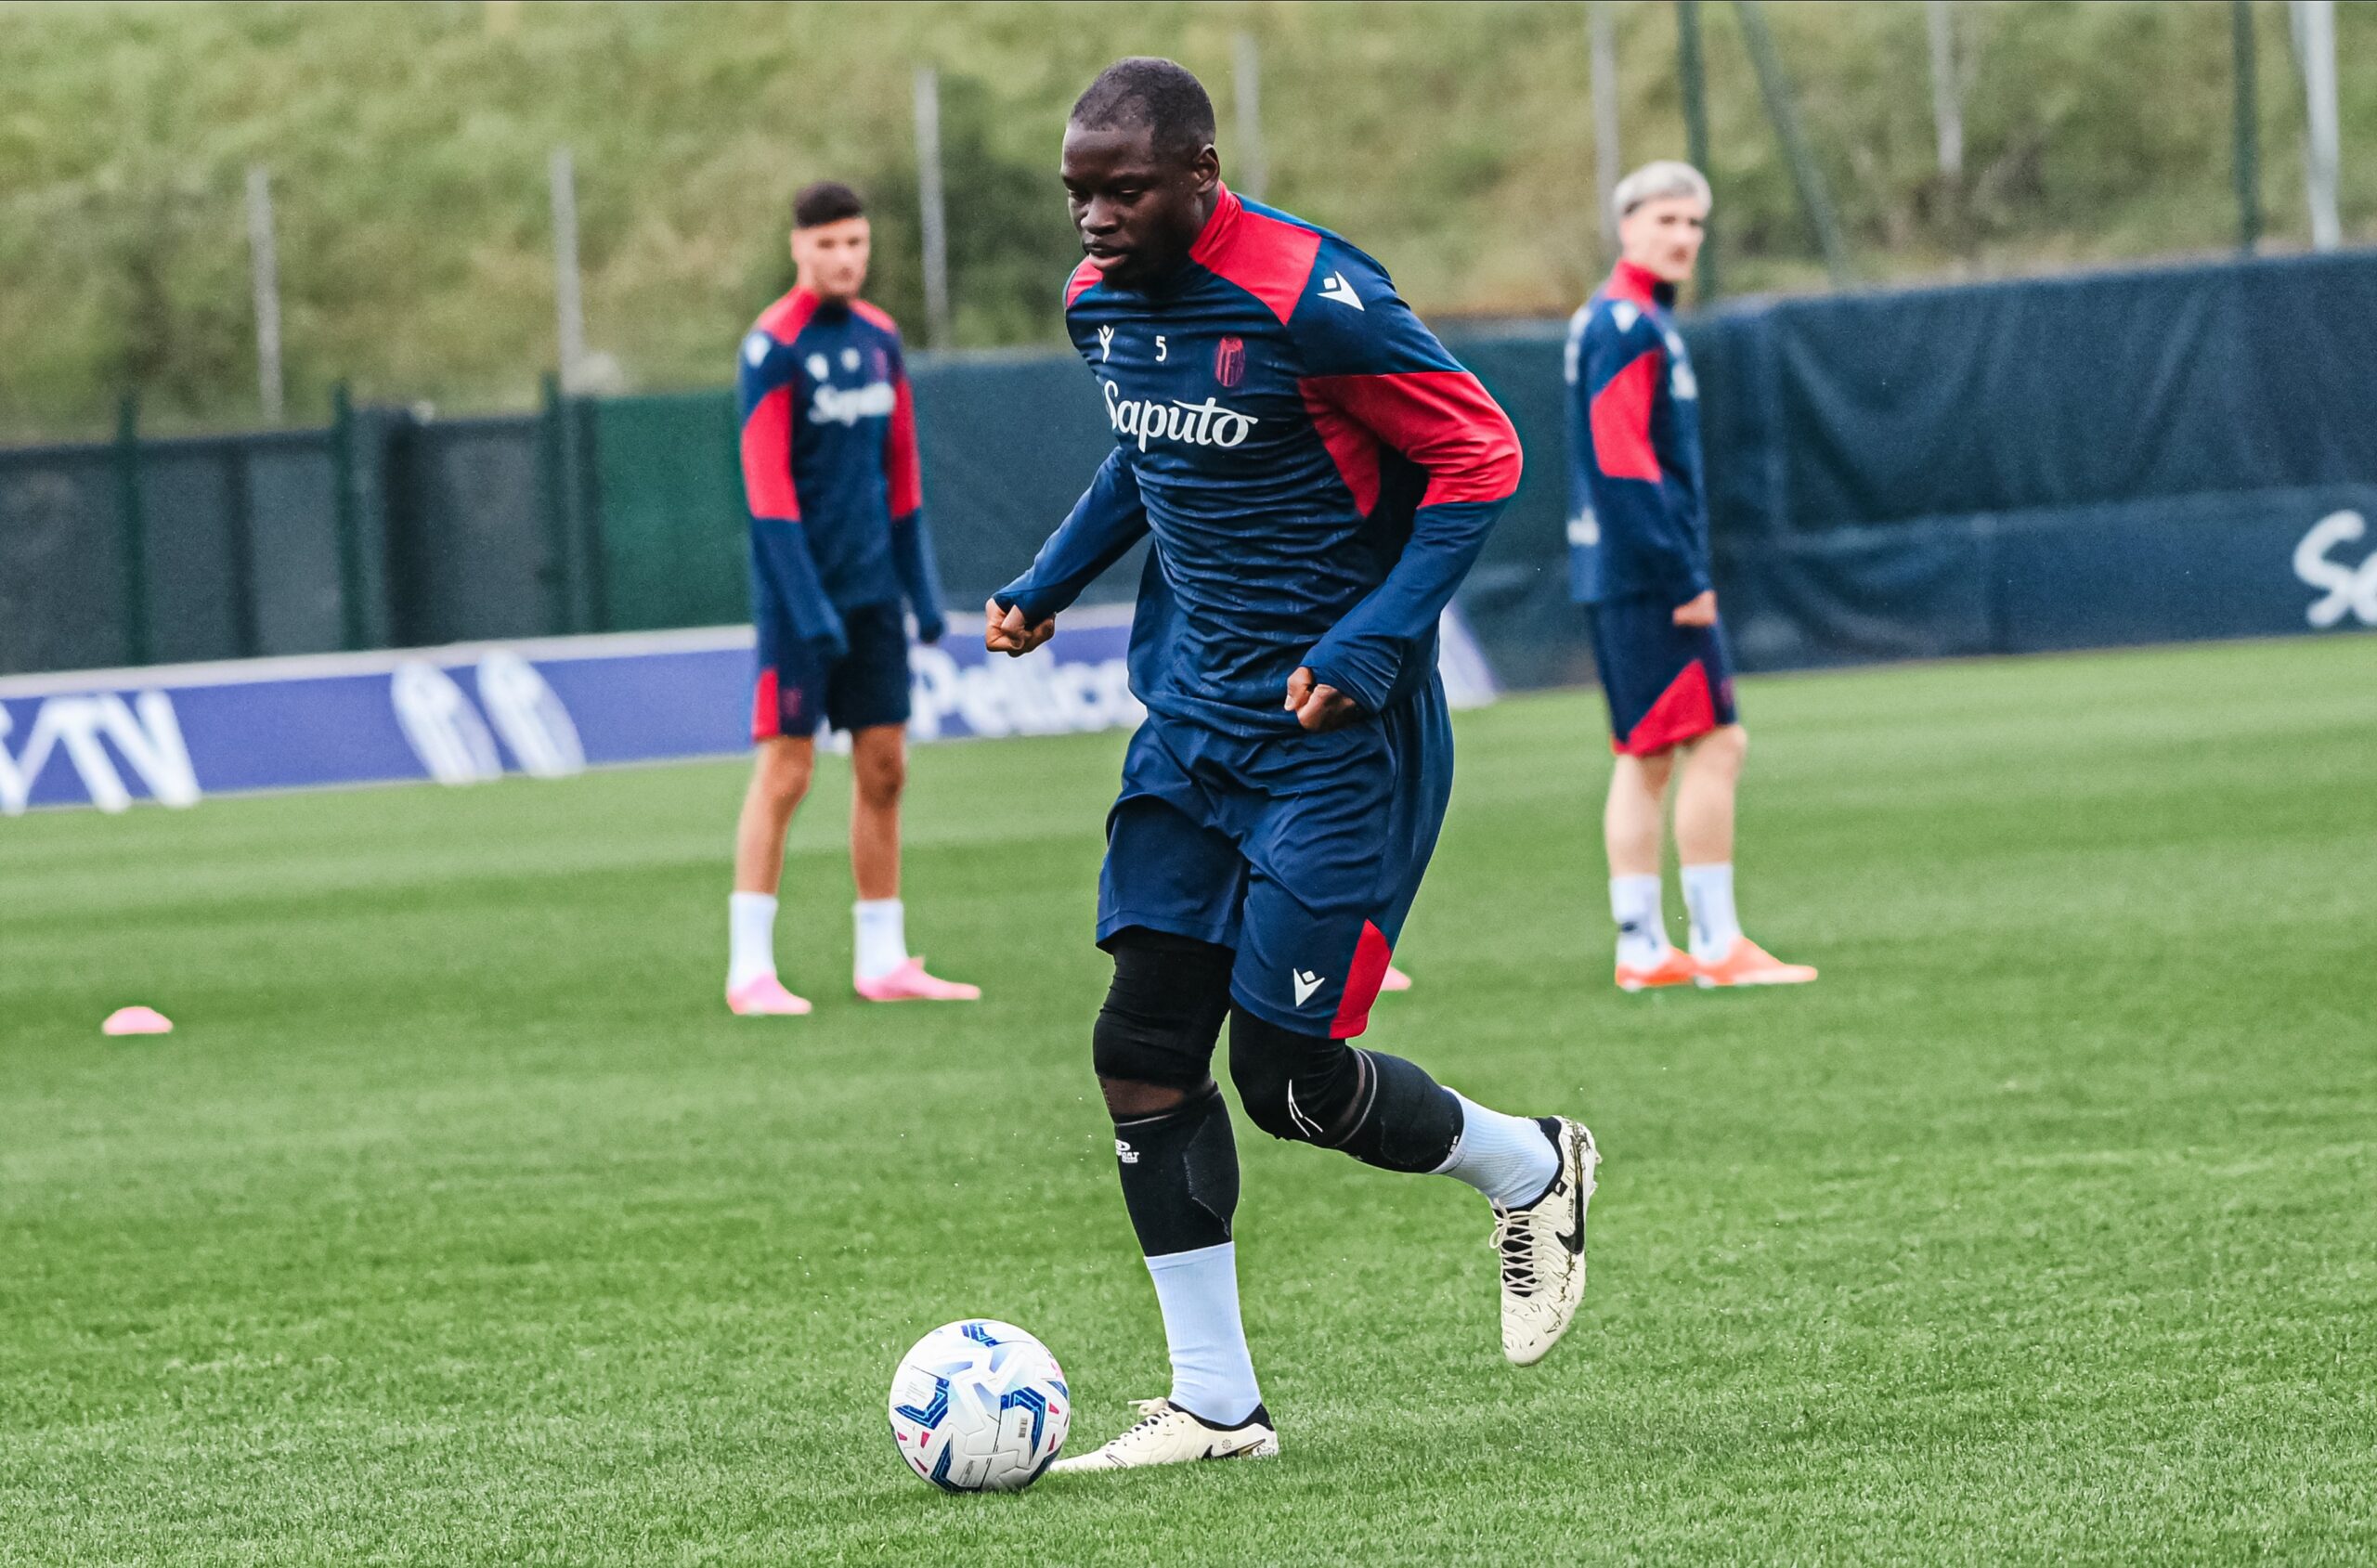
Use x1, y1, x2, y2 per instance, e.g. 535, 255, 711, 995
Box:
1693, 938, 1818, 988
1615, 947, 1700, 992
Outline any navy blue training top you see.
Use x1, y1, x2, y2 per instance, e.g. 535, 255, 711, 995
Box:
737, 287, 947, 648
997, 187, 1522, 738
1563, 260, 1711, 607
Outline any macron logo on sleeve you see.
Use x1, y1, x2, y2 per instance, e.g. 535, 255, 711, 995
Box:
1318, 271, 1365, 311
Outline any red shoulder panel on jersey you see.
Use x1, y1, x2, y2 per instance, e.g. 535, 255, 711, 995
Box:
1064, 258, 1103, 308
740, 385, 800, 521
1590, 349, 1663, 483
848, 297, 901, 336
1298, 369, 1521, 507
885, 375, 923, 518
1190, 186, 1322, 326
756, 286, 822, 344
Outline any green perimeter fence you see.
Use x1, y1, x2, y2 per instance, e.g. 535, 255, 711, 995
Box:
0, 332, 1580, 685
8, 249, 2374, 685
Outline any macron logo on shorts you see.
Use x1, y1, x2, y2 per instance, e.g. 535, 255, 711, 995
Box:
1292, 969, 1326, 1006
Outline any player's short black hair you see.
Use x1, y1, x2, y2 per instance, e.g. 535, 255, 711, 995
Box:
793, 181, 866, 229
1070, 57, 1216, 163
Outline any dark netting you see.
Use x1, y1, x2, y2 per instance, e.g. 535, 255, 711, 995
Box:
138, 441, 246, 665
389, 417, 552, 646
244, 433, 345, 656
0, 448, 129, 675
591, 392, 746, 631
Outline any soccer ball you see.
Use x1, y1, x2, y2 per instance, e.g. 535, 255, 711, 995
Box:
888, 1319, 1072, 1493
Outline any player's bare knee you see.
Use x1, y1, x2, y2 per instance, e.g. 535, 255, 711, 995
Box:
759, 745, 814, 809
856, 751, 905, 810
1097, 1077, 1200, 1119
1695, 723, 1747, 775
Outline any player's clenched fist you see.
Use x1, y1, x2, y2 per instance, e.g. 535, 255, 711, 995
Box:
1670, 590, 1718, 628
984, 598, 1057, 657
1284, 667, 1360, 732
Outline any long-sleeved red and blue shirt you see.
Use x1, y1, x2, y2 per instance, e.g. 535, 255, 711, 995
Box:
996, 186, 1522, 737
1564, 259, 1711, 607
737, 287, 947, 652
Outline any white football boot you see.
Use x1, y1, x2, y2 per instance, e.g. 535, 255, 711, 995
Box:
1491, 1117, 1600, 1366
1049, 1398, 1279, 1473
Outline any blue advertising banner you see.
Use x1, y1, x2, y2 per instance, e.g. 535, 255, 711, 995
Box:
0, 607, 1499, 815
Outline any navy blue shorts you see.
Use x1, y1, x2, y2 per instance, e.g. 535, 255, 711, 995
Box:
1097, 679, 1453, 1040
1587, 597, 1738, 756
751, 600, 913, 741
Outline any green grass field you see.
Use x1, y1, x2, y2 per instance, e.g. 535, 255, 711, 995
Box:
3, 636, 2372, 1565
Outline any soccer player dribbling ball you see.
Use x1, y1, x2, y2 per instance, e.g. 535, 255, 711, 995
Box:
1565, 162, 1817, 992
986, 58, 1600, 1471
725, 181, 979, 1016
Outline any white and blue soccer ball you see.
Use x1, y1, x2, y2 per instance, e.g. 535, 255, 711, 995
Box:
888, 1319, 1071, 1493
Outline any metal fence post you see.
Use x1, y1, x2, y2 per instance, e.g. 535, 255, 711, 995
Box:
1591, 2, 1623, 256
1734, 0, 1851, 287
2233, 0, 2261, 253
538, 371, 579, 634
246, 165, 286, 423
2291, 0, 2341, 251
572, 396, 609, 633
913, 66, 954, 349
551, 147, 588, 390
1234, 32, 1268, 201
114, 391, 151, 667
1926, 2, 1964, 180
330, 382, 368, 651
1676, 1, 1717, 301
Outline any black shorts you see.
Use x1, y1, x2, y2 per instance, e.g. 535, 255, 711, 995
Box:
751, 600, 914, 740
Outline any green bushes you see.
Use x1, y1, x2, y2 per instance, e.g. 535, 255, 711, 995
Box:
2, 1, 2366, 438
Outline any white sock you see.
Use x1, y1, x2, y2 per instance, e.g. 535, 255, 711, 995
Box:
1682, 862, 1740, 959
1143, 1242, 1263, 1426
1609, 873, 1668, 967
852, 898, 908, 981
727, 892, 778, 988
1434, 1093, 1561, 1209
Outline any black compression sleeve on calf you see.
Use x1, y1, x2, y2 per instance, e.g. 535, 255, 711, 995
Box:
1226, 1009, 1463, 1175
1111, 1083, 1240, 1258
1338, 1049, 1464, 1173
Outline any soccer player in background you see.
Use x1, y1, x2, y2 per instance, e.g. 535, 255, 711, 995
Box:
1566, 162, 1816, 991
726, 181, 979, 1016
988, 58, 1599, 1471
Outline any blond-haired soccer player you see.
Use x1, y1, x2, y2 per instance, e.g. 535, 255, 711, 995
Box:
1564, 162, 1815, 991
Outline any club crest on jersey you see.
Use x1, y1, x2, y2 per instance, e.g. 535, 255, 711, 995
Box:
1103, 381, 1259, 452
1214, 336, 1246, 389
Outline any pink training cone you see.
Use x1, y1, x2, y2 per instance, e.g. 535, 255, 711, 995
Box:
102, 1005, 174, 1036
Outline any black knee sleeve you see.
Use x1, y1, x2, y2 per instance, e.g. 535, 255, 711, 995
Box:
1091, 927, 1235, 1089
1111, 1082, 1240, 1257
1227, 1009, 1461, 1174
